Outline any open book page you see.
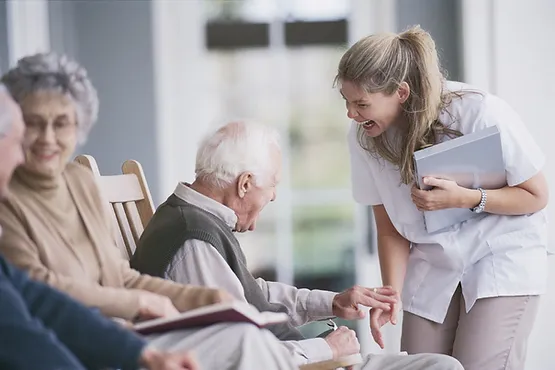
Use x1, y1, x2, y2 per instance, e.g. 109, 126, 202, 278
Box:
133, 301, 289, 335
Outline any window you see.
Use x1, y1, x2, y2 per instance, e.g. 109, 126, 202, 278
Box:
203, 1, 355, 334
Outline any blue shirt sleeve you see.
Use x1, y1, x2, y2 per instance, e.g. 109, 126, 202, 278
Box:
0, 255, 146, 370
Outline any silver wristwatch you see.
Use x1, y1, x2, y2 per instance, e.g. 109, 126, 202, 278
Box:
471, 188, 487, 213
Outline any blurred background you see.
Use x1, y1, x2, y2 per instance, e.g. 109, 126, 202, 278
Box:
1, 0, 554, 368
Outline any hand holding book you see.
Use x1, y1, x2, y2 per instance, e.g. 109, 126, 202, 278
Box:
412, 125, 506, 232
411, 177, 482, 212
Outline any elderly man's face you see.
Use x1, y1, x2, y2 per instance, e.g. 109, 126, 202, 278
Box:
233, 146, 281, 232
0, 94, 25, 198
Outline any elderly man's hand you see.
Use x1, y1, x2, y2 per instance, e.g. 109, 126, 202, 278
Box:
324, 326, 360, 359
332, 285, 398, 320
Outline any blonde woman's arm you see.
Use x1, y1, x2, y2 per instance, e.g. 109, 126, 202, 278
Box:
370, 205, 410, 349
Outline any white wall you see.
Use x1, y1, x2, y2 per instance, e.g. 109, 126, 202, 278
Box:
494, 2, 555, 369
151, 0, 211, 202
5, 0, 50, 66
48, 0, 163, 202
463, 0, 555, 368
396, 0, 463, 80
0, 2, 10, 73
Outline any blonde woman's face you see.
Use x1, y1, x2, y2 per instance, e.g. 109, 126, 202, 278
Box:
20, 90, 78, 177
340, 80, 407, 137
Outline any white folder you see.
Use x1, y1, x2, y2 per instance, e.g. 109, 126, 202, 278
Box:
413, 125, 506, 233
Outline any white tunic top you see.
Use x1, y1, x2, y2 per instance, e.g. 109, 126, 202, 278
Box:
348, 81, 549, 324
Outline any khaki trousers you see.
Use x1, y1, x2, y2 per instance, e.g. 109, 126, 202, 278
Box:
358, 353, 463, 370
401, 285, 540, 370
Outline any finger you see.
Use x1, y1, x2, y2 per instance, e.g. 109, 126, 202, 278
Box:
391, 303, 399, 325
412, 183, 431, 195
412, 197, 431, 211
413, 201, 425, 211
357, 294, 392, 310
361, 287, 399, 301
370, 315, 384, 349
412, 195, 430, 209
184, 356, 199, 370
353, 307, 366, 319
370, 312, 385, 349
372, 292, 398, 304
366, 290, 398, 304
411, 187, 425, 198
373, 286, 398, 296
369, 308, 382, 330
176, 352, 199, 370
375, 330, 385, 349
423, 177, 446, 188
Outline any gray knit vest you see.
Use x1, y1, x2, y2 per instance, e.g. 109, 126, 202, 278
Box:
131, 194, 304, 341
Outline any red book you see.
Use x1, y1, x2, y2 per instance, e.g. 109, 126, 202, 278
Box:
133, 301, 289, 335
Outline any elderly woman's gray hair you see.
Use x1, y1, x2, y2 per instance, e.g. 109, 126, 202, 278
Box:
195, 121, 281, 189
1, 52, 98, 143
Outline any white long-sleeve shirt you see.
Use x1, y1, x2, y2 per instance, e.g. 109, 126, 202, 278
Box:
164, 183, 337, 365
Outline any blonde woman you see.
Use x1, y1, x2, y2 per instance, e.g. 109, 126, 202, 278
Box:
336, 26, 549, 370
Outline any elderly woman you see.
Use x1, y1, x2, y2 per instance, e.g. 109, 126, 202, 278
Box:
0, 53, 297, 370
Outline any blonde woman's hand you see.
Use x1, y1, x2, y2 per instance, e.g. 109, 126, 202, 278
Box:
411, 177, 479, 211
369, 296, 402, 349
332, 285, 398, 320
136, 291, 180, 321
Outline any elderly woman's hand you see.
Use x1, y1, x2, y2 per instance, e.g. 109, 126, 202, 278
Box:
210, 289, 234, 304
136, 291, 180, 321
411, 177, 479, 211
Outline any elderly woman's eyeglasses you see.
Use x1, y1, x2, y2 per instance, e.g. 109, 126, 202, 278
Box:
24, 117, 76, 137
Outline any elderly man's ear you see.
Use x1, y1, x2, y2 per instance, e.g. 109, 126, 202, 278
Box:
237, 172, 253, 199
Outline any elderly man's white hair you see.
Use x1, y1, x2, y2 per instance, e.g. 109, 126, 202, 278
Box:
0, 84, 13, 137
195, 121, 281, 189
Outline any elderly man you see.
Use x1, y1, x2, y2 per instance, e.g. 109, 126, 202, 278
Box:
0, 88, 297, 370
132, 121, 464, 370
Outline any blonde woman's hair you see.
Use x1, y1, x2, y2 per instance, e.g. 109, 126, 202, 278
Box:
335, 25, 462, 184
